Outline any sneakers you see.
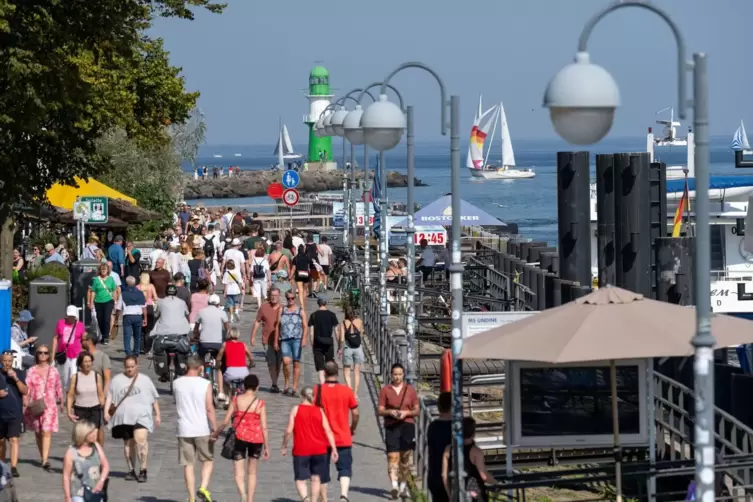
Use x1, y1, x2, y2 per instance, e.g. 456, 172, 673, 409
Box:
197, 486, 213, 501
390, 487, 399, 500
137, 469, 147, 483
125, 470, 137, 481
10, 467, 18, 478
217, 393, 227, 403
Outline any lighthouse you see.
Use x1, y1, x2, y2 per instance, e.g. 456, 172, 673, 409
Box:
303, 65, 337, 171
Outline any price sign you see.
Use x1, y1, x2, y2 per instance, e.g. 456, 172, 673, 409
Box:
356, 215, 375, 226
415, 229, 447, 245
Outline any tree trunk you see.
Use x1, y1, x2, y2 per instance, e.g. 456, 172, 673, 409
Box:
0, 215, 14, 281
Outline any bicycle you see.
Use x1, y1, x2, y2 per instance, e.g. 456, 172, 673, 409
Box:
154, 334, 191, 395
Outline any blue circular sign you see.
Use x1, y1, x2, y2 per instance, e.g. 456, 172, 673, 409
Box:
281, 170, 300, 189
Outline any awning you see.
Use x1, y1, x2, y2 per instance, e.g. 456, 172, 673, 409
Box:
46, 177, 137, 210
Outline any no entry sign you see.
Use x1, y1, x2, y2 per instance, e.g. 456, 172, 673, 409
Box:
267, 182, 284, 199
283, 188, 300, 207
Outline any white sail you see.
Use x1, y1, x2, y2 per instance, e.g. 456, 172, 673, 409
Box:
499, 102, 516, 167
732, 120, 751, 151
274, 123, 303, 159
469, 105, 499, 169
466, 95, 483, 168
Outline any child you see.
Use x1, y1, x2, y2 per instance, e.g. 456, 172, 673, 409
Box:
215, 327, 254, 403
222, 259, 244, 322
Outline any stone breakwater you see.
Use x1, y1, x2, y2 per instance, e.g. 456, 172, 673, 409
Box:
183, 169, 426, 200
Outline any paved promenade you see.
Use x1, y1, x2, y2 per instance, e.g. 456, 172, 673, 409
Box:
15, 295, 389, 501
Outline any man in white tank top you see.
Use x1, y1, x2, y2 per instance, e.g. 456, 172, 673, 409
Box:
173, 356, 217, 502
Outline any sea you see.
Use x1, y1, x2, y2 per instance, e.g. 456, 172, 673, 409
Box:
184, 136, 742, 245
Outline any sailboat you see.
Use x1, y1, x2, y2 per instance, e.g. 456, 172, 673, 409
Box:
731, 120, 753, 155
273, 123, 303, 161
467, 96, 535, 180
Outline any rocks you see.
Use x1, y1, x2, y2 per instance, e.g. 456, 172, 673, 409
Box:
183, 169, 426, 200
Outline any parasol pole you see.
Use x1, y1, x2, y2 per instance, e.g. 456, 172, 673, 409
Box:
610, 359, 623, 502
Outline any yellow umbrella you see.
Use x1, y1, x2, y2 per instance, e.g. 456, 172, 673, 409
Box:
46, 177, 137, 210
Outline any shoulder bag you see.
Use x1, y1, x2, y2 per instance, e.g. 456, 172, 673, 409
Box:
295, 257, 309, 279
221, 397, 257, 460
72, 446, 105, 502
108, 374, 138, 417
55, 320, 78, 365
28, 367, 51, 418
385, 386, 409, 427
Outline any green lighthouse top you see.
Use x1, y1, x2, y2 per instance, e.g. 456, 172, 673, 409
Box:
309, 65, 331, 96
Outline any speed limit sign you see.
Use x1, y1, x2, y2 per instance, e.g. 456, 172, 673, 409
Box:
282, 188, 300, 207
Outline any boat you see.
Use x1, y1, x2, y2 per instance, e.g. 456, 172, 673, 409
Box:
466, 96, 535, 180
234, 153, 242, 157
646, 107, 694, 180
731, 119, 753, 155
274, 123, 303, 161
213, 154, 223, 158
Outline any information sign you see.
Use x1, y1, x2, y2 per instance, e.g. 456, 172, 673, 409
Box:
281, 170, 300, 189
73, 197, 108, 224
282, 188, 300, 207
462, 311, 538, 339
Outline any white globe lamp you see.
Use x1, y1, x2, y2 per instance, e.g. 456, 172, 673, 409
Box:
323, 111, 335, 136
315, 115, 326, 137
361, 94, 406, 151
543, 52, 620, 145
330, 107, 349, 137
343, 105, 365, 145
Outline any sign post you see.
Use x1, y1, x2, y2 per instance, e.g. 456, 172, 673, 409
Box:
282, 188, 300, 231
73, 197, 109, 258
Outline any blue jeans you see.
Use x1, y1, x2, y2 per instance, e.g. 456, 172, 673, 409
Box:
280, 338, 302, 361
123, 314, 143, 355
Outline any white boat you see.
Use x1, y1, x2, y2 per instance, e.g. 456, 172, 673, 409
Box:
731, 119, 753, 155
647, 107, 695, 180
213, 154, 223, 158
234, 153, 242, 157
274, 123, 303, 160
467, 96, 535, 180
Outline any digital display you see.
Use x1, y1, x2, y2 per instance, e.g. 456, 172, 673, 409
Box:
518, 365, 641, 437
35, 286, 59, 295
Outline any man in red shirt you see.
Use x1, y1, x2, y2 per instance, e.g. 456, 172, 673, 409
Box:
251, 286, 282, 392
314, 361, 359, 501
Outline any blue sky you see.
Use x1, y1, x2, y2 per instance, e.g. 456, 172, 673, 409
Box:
153, 0, 750, 145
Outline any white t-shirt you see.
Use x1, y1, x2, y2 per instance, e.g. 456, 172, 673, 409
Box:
173, 376, 211, 438
421, 247, 436, 267
223, 269, 244, 295
109, 271, 122, 287
317, 243, 332, 266
223, 248, 245, 270
149, 249, 166, 270
292, 236, 305, 252
168, 251, 181, 274
250, 257, 270, 281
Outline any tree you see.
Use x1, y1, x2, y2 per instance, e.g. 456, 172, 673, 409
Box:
0, 0, 224, 277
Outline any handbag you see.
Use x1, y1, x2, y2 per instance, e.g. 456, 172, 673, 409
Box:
108, 375, 138, 417
295, 257, 309, 279
27, 367, 52, 418
221, 398, 256, 460
55, 320, 78, 365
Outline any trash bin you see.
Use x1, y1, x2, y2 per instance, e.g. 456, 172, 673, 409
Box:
28, 276, 69, 347
71, 259, 100, 326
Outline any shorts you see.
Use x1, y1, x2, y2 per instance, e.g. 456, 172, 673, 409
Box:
313, 345, 335, 371
321, 265, 330, 275
280, 338, 302, 361
342, 345, 365, 366
224, 366, 249, 382
225, 294, 241, 307
0, 419, 22, 439
265, 344, 281, 366
429, 483, 451, 502
293, 454, 330, 481
178, 436, 214, 465
309, 269, 320, 282
112, 423, 147, 441
329, 446, 353, 479
385, 422, 416, 453
73, 405, 103, 427
252, 279, 267, 299
295, 274, 310, 284
198, 342, 222, 360
233, 439, 264, 460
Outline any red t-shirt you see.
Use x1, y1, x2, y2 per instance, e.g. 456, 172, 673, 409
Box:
225, 340, 246, 368
314, 383, 358, 447
292, 404, 328, 457
378, 384, 418, 427
255, 302, 281, 344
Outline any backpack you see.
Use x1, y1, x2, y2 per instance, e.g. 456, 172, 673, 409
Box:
344, 320, 362, 349
202, 236, 215, 259
306, 243, 319, 262
252, 259, 265, 279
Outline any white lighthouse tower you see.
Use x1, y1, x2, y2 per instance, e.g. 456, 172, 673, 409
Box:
303, 65, 337, 171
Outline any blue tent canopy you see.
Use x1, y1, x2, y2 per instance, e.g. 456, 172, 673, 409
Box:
396, 195, 506, 227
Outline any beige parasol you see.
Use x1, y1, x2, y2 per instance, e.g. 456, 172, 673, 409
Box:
459, 286, 753, 363
460, 286, 753, 502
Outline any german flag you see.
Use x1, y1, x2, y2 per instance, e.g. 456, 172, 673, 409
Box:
672, 178, 690, 237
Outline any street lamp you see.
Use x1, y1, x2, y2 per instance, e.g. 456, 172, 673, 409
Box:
360, 62, 466, 502
323, 112, 335, 136
543, 2, 710, 501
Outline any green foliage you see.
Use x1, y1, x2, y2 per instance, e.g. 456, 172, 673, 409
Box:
0, 0, 223, 223
25, 263, 71, 283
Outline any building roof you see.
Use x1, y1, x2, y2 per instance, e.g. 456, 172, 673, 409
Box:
310, 65, 329, 78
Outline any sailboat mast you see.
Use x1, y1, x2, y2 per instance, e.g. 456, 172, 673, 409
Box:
483, 106, 499, 169
278, 117, 284, 170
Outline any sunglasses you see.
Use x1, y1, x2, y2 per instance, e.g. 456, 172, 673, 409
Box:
286, 297, 295, 301
37, 351, 49, 355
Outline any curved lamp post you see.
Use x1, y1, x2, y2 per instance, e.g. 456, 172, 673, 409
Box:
348, 83, 404, 295
360, 62, 466, 502
544, 2, 709, 501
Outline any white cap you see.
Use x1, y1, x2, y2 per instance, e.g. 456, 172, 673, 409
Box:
208, 294, 221, 305
231, 238, 241, 246
66, 305, 79, 317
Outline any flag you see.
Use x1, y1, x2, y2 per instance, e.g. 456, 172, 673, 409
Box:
672, 177, 690, 237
